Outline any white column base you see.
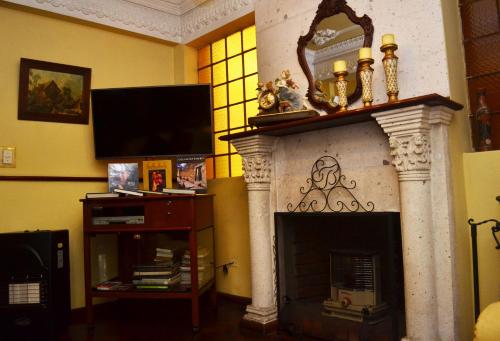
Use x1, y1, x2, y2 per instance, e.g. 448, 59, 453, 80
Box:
243, 305, 278, 324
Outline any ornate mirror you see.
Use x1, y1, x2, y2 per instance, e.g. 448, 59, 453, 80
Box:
298, 0, 373, 114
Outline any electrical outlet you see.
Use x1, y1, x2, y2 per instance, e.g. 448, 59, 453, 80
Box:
0, 147, 16, 168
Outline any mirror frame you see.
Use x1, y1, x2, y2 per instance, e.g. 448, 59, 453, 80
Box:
297, 0, 374, 114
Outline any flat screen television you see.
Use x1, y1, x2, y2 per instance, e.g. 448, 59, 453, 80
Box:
90, 84, 213, 159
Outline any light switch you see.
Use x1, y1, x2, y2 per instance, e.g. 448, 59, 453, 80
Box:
0, 147, 16, 167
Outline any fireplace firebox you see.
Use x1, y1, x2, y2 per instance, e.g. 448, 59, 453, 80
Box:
275, 212, 404, 340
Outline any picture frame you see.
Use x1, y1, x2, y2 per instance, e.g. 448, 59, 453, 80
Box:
18, 58, 91, 124
176, 156, 207, 193
108, 163, 139, 192
142, 160, 173, 192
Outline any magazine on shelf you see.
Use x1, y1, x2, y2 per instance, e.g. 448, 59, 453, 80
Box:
162, 188, 196, 195
108, 163, 139, 192
86, 192, 119, 199
95, 280, 123, 291
176, 156, 207, 193
114, 189, 143, 196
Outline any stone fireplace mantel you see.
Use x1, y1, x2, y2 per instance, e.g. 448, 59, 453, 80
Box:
222, 94, 463, 341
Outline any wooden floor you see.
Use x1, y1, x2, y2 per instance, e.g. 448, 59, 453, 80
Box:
64, 296, 297, 341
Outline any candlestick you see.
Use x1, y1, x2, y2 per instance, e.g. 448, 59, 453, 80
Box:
333, 70, 348, 111
380, 38, 399, 102
358, 57, 375, 107
359, 47, 372, 60
333, 60, 347, 73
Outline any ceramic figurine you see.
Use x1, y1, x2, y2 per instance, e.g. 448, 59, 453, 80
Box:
475, 88, 492, 151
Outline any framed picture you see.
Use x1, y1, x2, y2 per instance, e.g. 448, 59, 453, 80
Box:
142, 160, 173, 192
18, 58, 91, 124
176, 156, 207, 193
108, 163, 139, 192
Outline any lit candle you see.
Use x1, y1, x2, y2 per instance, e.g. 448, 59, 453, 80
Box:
333, 60, 347, 73
359, 47, 372, 60
382, 34, 395, 45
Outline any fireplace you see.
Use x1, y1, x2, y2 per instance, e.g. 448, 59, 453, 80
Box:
275, 212, 404, 340
225, 95, 463, 340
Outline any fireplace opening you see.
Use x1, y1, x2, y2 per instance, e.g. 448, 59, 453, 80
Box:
275, 212, 405, 340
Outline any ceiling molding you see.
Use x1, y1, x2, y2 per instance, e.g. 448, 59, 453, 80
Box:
181, 0, 255, 43
5, 0, 255, 44
125, 0, 209, 16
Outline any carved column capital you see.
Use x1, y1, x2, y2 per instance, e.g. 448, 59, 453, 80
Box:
372, 105, 432, 181
389, 133, 431, 176
230, 135, 276, 191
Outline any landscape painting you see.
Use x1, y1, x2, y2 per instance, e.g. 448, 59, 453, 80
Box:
18, 58, 91, 124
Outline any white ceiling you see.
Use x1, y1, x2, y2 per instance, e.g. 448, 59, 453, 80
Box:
5, 0, 255, 44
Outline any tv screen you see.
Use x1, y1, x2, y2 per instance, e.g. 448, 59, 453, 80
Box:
91, 84, 213, 159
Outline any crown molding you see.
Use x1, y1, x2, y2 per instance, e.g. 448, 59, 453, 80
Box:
5, 0, 255, 44
7, 0, 182, 42
125, 0, 208, 16
181, 0, 255, 43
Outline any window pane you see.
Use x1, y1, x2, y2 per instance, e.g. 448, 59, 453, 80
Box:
244, 74, 258, 100
227, 31, 242, 57
212, 38, 226, 63
213, 61, 227, 86
245, 99, 259, 119
214, 132, 228, 155
229, 128, 244, 153
213, 85, 227, 108
229, 104, 245, 129
198, 67, 211, 84
228, 56, 243, 81
243, 26, 256, 51
213, 108, 228, 132
198, 45, 211, 68
244, 50, 258, 75
205, 157, 215, 180
231, 154, 243, 177
215, 156, 229, 178
228, 79, 244, 105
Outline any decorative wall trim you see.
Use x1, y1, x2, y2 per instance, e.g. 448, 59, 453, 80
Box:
181, 0, 255, 43
126, 0, 208, 16
5, 0, 255, 43
7, 0, 181, 42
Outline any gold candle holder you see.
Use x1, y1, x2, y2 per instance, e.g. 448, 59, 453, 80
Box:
333, 70, 348, 111
380, 43, 399, 102
358, 58, 374, 107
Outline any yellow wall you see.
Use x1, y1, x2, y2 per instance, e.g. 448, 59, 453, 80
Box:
0, 3, 176, 309
463, 151, 500, 311
208, 177, 251, 298
441, 0, 476, 338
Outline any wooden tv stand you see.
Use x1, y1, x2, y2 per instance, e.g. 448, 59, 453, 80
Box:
80, 194, 215, 332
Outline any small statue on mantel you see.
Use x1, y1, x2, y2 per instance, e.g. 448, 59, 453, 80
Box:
256, 70, 307, 115
475, 88, 492, 151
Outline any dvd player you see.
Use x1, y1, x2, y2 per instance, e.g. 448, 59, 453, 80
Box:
92, 216, 145, 225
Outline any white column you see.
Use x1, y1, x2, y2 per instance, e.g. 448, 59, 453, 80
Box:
429, 106, 459, 340
373, 105, 439, 341
231, 135, 278, 326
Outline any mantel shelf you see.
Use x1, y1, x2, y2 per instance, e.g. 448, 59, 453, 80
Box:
219, 93, 463, 141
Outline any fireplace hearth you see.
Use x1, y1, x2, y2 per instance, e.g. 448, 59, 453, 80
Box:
275, 212, 404, 340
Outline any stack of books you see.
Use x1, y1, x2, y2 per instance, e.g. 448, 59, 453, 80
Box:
180, 247, 213, 287
132, 256, 181, 290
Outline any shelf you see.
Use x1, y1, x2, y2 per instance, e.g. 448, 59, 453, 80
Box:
219, 93, 463, 141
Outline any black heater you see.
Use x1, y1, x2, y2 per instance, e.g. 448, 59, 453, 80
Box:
0, 230, 70, 340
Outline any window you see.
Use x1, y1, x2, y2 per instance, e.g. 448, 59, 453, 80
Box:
198, 26, 259, 178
